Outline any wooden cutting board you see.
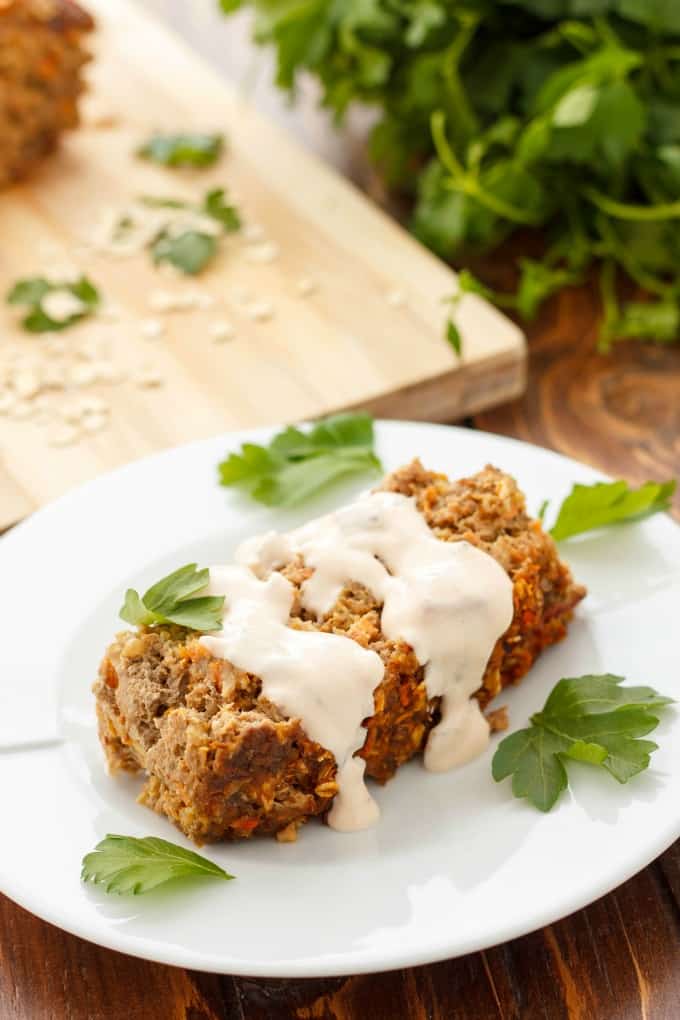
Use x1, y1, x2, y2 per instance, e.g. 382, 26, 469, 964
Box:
0, 0, 525, 529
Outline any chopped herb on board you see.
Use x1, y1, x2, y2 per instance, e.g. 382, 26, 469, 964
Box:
115, 188, 241, 274
137, 132, 224, 168
219, 413, 383, 506
7, 275, 100, 332
82, 834, 234, 895
492, 674, 673, 811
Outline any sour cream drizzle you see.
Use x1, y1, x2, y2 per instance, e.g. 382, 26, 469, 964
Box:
203, 491, 514, 831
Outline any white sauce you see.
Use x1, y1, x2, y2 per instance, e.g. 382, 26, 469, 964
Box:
206, 491, 514, 831
200, 567, 383, 831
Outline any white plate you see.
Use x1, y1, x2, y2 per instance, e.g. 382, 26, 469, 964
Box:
1, 421, 679, 977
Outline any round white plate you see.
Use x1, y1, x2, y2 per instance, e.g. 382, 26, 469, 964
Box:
1, 421, 679, 977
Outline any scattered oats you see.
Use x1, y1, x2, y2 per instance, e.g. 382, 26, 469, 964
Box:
140, 318, 165, 340
386, 288, 406, 308
49, 424, 80, 447
209, 321, 235, 343
42, 364, 66, 390
245, 242, 280, 264
62, 395, 109, 423
135, 368, 164, 389
245, 300, 275, 322
243, 223, 265, 244
13, 369, 41, 399
148, 289, 205, 313
70, 363, 98, 387
296, 277, 317, 297
95, 361, 126, 384
0, 392, 16, 414
60, 403, 83, 424
42, 289, 86, 323
81, 411, 109, 433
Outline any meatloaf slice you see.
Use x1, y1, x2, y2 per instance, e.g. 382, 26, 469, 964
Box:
0, 0, 93, 188
94, 462, 586, 844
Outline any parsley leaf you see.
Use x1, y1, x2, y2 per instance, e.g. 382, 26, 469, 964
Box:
7, 275, 100, 332
124, 189, 241, 274
151, 230, 217, 274
119, 563, 224, 631
203, 187, 241, 232
137, 132, 224, 168
492, 674, 673, 811
81, 834, 233, 895
219, 413, 383, 506
445, 318, 462, 356
548, 478, 676, 540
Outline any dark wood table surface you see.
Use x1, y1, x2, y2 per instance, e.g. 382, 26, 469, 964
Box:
3, 5, 680, 1018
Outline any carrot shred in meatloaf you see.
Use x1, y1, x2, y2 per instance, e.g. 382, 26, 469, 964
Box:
94, 461, 586, 844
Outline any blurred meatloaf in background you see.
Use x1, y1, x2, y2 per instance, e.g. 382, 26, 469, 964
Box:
94, 461, 586, 845
0, 0, 93, 187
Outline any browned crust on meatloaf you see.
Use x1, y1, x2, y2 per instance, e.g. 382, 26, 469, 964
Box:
94, 461, 586, 844
0, 0, 93, 188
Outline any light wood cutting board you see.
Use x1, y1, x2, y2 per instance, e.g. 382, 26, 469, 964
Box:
0, 0, 525, 529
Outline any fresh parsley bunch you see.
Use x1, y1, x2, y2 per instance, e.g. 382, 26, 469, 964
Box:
222, 0, 680, 347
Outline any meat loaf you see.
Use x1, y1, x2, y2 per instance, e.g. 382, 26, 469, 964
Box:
94, 461, 586, 844
0, 0, 93, 188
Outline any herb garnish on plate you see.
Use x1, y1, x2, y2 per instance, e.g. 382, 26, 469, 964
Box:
7, 275, 99, 332
492, 674, 673, 811
218, 413, 383, 507
81, 835, 233, 895
544, 478, 677, 540
137, 132, 224, 168
119, 563, 224, 631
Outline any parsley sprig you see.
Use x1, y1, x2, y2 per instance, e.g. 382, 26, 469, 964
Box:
493, 674, 673, 811
137, 132, 224, 168
219, 413, 383, 506
82, 835, 233, 895
119, 564, 224, 632
543, 478, 676, 540
7, 275, 99, 332
225, 1, 680, 346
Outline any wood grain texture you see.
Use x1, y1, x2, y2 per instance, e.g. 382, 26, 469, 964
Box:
473, 275, 680, 515
0, 0, 525, 530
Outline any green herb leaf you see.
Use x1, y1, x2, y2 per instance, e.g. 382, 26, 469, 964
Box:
137, 132, 224, 168
221, 1, 680, 345
151, 230, 217, 274
549, 478, 676, 540
445, 318, 462, 355
119, 564, 224, 631
7, 275, 100, 332
81, 834, 234, 895
492, 674, 673, 811
218, 413, 383, 506
203, 188, 241, 231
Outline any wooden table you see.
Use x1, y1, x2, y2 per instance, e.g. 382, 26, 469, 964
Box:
3, 4, 680, 1017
